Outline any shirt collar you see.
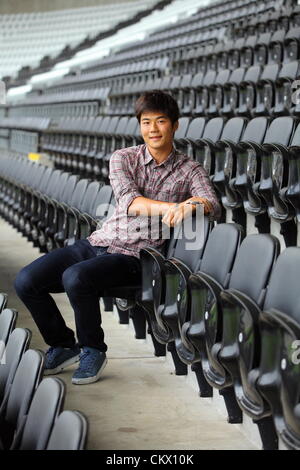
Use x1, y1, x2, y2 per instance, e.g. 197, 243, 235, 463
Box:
144, 145, 177, 168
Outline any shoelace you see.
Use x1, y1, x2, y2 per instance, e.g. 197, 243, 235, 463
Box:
45, 346, 60, 364
77, 350, 97, 371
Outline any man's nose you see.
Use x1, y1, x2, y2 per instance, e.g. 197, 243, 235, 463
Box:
150, 122, 159, 132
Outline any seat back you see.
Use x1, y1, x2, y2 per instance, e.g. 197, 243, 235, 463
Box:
185, 118, 206, 141
0, 328, 31, 405
241, 116, 269, 144
171, 215, 212, 272
18, 377, 65, 450
263, 247, 300, 319
46, 410, 88, 450
200, 223, 244, 286
69, 178, 89, 210
229, 234, 280, 305
1, 349, 44, 449
0, 293, 7, 313
80, 181, 101, 214
0, 308, 18, 346
91, 184, 114, 220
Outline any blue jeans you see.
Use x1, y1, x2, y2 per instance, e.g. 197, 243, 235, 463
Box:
14, 239, 141, 352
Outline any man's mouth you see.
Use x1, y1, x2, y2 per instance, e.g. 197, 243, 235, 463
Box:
150, 136, 162, 140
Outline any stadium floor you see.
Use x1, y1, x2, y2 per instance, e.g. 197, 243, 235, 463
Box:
0, 217, 259, 450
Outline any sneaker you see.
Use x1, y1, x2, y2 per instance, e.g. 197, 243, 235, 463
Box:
72, 347, 107, 385
44, 345, 81, 375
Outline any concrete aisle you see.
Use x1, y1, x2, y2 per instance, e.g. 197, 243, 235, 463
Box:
0, 217, 258, 450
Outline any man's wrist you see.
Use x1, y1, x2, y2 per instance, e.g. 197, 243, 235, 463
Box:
185, 200, 204, 206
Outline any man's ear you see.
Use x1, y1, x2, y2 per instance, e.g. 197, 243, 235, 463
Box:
173, 120, 179, 133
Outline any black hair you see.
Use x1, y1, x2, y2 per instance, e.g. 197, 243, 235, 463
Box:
135, 90, 180, 124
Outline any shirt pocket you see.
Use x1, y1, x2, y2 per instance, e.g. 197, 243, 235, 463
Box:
156, 178, 189, 201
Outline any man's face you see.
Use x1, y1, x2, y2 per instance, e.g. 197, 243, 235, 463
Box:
140, 111, 178, 153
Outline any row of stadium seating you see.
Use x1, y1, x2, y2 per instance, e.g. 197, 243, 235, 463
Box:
0, 294, 87, 450
0, 0, 160, 80
2, 155, 300, 450
2, 0, 281, 88
1, 0, 300, 452
1, 112, 300, 249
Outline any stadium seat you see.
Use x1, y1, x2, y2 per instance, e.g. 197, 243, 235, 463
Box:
0, 308, 18, 347
0, 293, 8, 313
182, 234, 279, 424
0, 349, 44, 449
0, 328, 31, 409
257, 247, 300, 450
13, 377, 65, 450
46, 410, 88, 450
164, 222, 243, 395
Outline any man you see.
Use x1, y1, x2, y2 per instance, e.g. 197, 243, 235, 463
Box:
14, 90, 221, 385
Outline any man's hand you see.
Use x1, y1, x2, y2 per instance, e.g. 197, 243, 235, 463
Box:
162, 197, 212, 227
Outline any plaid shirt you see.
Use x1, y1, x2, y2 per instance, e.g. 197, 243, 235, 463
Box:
88, 144, 221, 258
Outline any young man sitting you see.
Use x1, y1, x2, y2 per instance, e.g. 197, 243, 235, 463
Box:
14, 90, 221, 385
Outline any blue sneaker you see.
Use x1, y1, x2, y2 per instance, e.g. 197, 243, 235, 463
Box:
72, 347, 107, 385
44, 345, 81, 375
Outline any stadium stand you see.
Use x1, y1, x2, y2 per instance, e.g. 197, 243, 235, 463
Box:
1, 0, 300, 452
0, 0, 165, 83
0, 294, 88, 450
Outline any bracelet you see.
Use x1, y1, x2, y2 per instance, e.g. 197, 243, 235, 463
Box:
185, 201, 203, 206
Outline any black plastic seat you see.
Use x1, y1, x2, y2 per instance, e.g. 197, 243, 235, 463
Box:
231, 115, 296, 242
207, 69, 231, 117
102, 116, 129, 182
139, 216, 212, 347
237, 65, 261, 117
164, 223, 244, 394
0, 293, 7, 313
285, 122, 300, 227
240, 35, 257, 68
30, 169, 62, 249
174, 117, 190, 153
257, 247, 300, 450
77, 184, 114, 240
178, 74, 193, 115
211, 116, 248, 223
193, 70, 216, 116
258, 116, 296, 246
181, 117, 206, 159
38, 171, 70, 252
283, 27, 300, 63
222, 117, 269, 220
222, 67, 246, 117
254, 32, 272, 66
23, 166, 54, 242
12, 377, 65, 450
54, 178, 89, 248
189, 117, 224, 176
45, 174, 79, 252
93, 116, 119, 181
0, 349, 44, 449
0, 308, 18, 347
268, 30, 285, 65
185, 234, 279, 425
65, 180, 102, 246
254, 63, 280, 116
0, 328, 31, 408
273, 61, 300, 116
46, 410, 88, 450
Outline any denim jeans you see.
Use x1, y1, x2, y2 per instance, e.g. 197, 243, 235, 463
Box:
14, 239, 141, 352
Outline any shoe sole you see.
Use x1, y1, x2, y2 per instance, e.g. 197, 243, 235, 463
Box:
71, 357, 108, 385
44, 354, 80, 375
